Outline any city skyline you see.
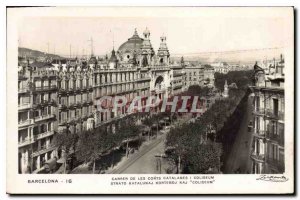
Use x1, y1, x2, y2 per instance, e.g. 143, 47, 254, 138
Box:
18, 14, 288, 61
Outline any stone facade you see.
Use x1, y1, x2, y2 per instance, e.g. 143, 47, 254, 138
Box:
250, 55, 285, 174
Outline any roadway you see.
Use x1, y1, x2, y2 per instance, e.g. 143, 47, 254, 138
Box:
223, 95, 254, 174
109, 132, 168, 174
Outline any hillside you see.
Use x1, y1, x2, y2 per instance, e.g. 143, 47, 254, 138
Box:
18, 47, 64, 59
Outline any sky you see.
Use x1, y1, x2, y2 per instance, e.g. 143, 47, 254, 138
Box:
18, 8, 292, 62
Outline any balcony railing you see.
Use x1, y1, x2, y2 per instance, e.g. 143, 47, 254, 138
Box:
266, 130, 284, 146
34, 85, 57, 92
250, 151, 265, 162
34, 114, 55, 122
253, 130, 266, 138
18, 87, 29, 93
32, 145, 56, 157
253, 108, 284, 121
59, 119, 68, 126
33, 99, 56, 106
18, 103, 31, 110
136, 77, 151, 82
18, 137, 34, 148
265, 109, 284, 120
18, 119, 33, 127
34, 131, 55, 140
253, 108, 264, 115
58, 104, 67, 109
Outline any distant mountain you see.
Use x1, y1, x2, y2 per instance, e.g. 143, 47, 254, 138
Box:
18, 47, 65, 60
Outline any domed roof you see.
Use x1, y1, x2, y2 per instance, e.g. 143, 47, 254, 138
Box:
118, 29, 144, 53
88, 56, 97, 64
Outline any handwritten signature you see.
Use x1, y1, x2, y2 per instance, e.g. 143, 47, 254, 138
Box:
256, 175, 289, 182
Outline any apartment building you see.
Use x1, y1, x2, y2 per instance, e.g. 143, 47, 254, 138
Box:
18, 61, 58, 174
250, 55, 285, 174
183, 64, 204, 89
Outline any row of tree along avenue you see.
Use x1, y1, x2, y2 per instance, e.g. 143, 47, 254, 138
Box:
165, 70, 253, 174
52, 111, 175, 174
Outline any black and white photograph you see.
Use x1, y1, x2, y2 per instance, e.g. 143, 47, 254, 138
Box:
6, 6, 294, 194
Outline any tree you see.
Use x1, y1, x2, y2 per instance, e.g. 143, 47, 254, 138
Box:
76, 129, 104, 174
119, 120, 140, 157
53, 128, 79, 174
185, 141, 222, 173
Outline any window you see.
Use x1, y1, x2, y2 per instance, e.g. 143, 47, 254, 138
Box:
271, 144, 279, 160
273, 98, 279, 116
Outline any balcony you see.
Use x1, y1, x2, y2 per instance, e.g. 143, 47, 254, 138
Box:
265, 109, 284, 121
173, 72, 183, 77
34, 85, 57, 92
250, 152, 265, 162
58, 88, 67, 95
266, 130, 284, 146
18, 119, 33, 128
18, 103, 31, 110
58, 104, 67, 110
34, 99, 56, 107
18, 87, 29, 93
67, 118, 75, 124
34, 114, 55, 122
75, 101, 82, 107
59, 119, 68, 126
151, 66, 170, 71
34, 131, 55, 140
32, 70, 57, 78
253, 130, 266, 138
136, 77, 151, 82
18, 137, 35, 148
253, 108, 264, 115
32, 145, 56, 157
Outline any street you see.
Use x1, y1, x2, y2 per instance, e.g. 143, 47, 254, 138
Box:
223, 95, 253, 173
109, 132, 169, 174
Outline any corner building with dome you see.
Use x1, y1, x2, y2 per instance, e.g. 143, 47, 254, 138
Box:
93, 28, 185, 126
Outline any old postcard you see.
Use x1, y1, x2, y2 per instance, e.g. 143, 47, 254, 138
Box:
6, 7, 294, 194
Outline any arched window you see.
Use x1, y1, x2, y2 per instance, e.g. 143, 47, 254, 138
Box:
142, 56, 148, 67
160, 58, 164, 64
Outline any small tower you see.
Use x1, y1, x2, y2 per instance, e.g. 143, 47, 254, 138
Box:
157, 34, 170, 65
223, 80, 229, 98
109, 49, 118, 69
140, 27, 155, 67
180, 56, 185, 68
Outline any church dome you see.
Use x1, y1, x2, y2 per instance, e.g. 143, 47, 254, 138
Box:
118, 29, 144, 54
